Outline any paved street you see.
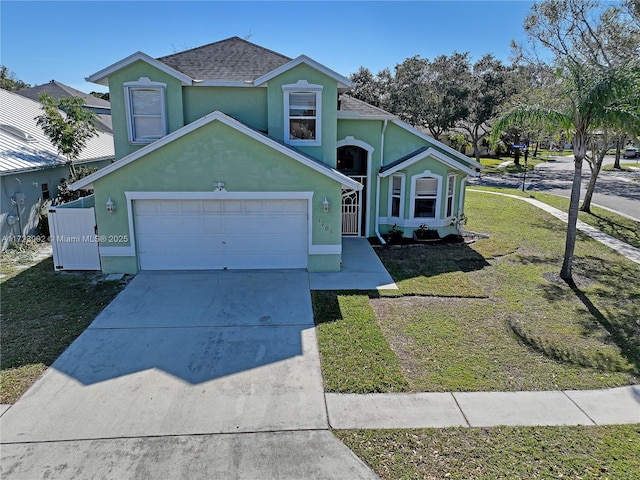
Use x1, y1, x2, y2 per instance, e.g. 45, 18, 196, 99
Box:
470, 155, 640, 220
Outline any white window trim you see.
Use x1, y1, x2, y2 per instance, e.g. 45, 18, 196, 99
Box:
283, 81, 322, 146
409, 171, 442, 220
124, 77, 167, 144
388, 174, 405, 219
446, 174, 456, 218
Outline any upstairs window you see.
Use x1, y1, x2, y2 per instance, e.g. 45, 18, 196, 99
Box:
124, 78, 167, 143
413, 176, 439, 218
283, 81, 322, 146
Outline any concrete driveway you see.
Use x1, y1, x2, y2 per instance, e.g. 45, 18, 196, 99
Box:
1, 270, 377, 479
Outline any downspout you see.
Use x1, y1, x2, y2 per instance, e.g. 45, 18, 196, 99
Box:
375, 119, 388, 245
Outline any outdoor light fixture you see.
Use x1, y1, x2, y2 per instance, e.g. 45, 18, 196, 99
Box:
214, 181, 226, 192
322, 197, 330, 213
105, 198, 116, 215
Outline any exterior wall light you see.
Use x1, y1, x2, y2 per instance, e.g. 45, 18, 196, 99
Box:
105, 198, 116, 215
322, 197, 330, 213
214, 181, 226, 192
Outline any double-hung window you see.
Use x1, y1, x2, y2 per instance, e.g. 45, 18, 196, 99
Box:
283, 81, 322, 146
446, 174, 456, 217
413, 177, 438, 218
124, 78, 167, 143
389, 175, 404, 218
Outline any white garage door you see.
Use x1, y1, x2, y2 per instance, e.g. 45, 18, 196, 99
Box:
134, 199, 308, 270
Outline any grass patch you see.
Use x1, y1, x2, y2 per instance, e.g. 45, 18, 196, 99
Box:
374, 244, 488, 298
479, 157, 542, 174
312, 292, 408, 393
470, 186, 640, 249
603, 162, 640, 171
336, 425, 640, 479
0, 246, 129, 404
314, 190, 639, 393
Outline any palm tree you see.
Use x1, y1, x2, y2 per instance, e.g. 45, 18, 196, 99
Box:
491, 64, 638, 282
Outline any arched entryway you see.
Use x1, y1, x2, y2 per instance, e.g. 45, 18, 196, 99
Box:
337, 144, 368, 236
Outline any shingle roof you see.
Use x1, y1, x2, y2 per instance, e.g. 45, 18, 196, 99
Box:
379, 146, 430, 173
158, 37, 292, 82
17, 80, 112, 133
17, 80, 111, 109
0, 89, 114, 175
338, 94, 395, 118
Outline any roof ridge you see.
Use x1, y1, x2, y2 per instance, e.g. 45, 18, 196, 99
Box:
157, 36, 292, 63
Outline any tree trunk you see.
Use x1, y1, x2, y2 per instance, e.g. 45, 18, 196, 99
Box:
581, 155, 602, 213
67, 159, 77, 179
581, 134, 607, 213
560, 130, 587, 282
614, 136, 624, 169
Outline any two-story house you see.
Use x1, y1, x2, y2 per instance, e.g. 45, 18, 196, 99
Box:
71, 37, 481, 273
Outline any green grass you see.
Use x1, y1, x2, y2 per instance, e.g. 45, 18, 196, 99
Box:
479, 156, 543, 174
470, 186, 640, 249
603, 162, 640, 171
336, 425, 640, 479
0, 245, 128, 404
313, 191, 639, 393
374, 244, 488, 298
312, 292, 408, 392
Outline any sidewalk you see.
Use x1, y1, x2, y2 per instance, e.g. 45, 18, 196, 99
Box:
326, 386, 639, 429
468, 189, 640, 265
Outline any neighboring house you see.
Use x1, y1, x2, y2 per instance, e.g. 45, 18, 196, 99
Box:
70, 37, 481, 273
0, 89, 114, 250
17, 80, 113, 133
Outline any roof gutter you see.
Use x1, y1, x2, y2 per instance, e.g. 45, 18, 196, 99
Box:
375, 119, 388, 245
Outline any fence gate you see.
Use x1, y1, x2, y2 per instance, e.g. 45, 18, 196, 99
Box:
342, 188, 361, 236
48, 207, 100, 271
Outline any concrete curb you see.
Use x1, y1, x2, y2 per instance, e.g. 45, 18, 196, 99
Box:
326, 386, 640, 429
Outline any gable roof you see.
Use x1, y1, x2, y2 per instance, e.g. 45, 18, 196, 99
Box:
159, 37, 292, 83
253, 55, 352, 90
70, 110, 362, 191
18, 80, 111, 109
87, 37, 351, 89
86, 51, 194, 86
391, 119, 483, 174
379, 145, 480, 178
0, 89, 114, 175
17, 80, 113, 133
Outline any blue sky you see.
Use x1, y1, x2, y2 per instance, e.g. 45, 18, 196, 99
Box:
1, 1, 535, 93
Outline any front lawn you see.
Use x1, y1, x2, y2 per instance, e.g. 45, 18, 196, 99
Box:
470, 186, 640, 249
0, 244, 129, 404
336, 425, 640, 479
313, 191, 639, 393
479, 156, 543, 173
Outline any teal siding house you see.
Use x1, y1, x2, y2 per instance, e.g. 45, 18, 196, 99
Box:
72, 37, 481, 273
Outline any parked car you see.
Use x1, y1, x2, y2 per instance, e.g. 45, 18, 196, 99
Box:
623, 146, 639, 158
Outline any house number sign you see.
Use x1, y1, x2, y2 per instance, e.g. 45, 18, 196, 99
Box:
317, 218, 333, 234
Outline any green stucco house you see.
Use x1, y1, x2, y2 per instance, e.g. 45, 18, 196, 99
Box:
71, 37, 481, 273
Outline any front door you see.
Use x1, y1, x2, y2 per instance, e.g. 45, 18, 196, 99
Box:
337, 146, 367, 236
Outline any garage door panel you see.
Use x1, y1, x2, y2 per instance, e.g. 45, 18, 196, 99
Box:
134, 199, 308, 270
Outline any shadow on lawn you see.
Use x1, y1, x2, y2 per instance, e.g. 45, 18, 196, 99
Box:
531, 256, 640, 374
568, 281, 640, 373
0, 257, 128, 371
375, 241, 491, 284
